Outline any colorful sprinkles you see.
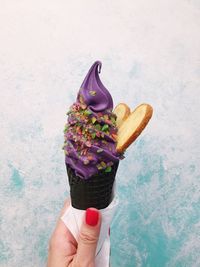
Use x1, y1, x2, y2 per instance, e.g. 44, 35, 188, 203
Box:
89, 90, 97, 96
63, 94, 119, 173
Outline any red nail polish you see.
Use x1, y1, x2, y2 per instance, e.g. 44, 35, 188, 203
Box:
86, 208, 99, 226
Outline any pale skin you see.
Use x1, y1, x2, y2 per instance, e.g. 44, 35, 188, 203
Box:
47, 200, 101, 267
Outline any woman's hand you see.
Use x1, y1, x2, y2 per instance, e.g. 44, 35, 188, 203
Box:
47, 200, 101, 267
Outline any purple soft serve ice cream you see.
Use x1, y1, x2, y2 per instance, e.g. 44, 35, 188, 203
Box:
63, 61, 121, 179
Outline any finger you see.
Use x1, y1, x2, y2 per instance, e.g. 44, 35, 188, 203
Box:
53, 199, 76, 244
60, 198, 70, 217
54, 199, 70, 234
55, 198, 70, 230
75, 208, 101, 266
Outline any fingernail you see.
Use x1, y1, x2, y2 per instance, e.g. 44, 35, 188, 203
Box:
86, 208, 99, 226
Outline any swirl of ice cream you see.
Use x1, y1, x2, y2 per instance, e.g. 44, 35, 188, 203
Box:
77, 61, 113, 112
63, 61, 121, 179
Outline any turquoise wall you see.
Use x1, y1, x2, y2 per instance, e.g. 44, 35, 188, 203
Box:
1, 1, 200, 266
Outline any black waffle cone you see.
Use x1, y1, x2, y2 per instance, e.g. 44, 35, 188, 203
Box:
66, 162, 119, 210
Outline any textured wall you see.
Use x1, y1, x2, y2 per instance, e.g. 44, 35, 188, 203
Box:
0, 1, 200, 266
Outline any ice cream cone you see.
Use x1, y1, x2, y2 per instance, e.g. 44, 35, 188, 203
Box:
66, 162, 119, 210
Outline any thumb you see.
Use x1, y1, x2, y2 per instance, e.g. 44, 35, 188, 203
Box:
75, 208, 101, 266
